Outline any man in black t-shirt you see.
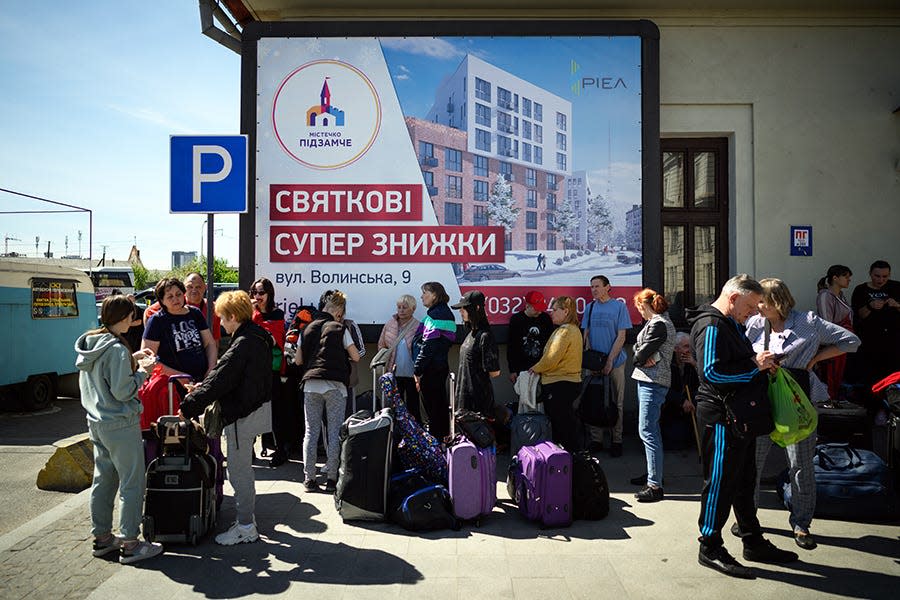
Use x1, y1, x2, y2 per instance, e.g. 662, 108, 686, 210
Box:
851, 260, 900, 387
507, 290, 555, 383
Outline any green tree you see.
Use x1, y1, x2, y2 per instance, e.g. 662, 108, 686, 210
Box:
131, 262, 150, 290
167, 256, 238, 283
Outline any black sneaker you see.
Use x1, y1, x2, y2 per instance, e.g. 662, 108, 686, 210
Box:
794, 532, 817, 550
742, 536, 799, 564
325, 479, 337, 493
269, 450, 288, 468
303, 479, 320, 492
698, 545, 755, 579
609, 442, 623, 458
634, 486, 664, 503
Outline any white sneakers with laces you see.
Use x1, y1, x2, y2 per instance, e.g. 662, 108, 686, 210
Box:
215, 521, 259, 545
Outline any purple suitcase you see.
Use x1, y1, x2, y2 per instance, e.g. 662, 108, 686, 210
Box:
446, 373, 497, 521
514, 440, 573, 527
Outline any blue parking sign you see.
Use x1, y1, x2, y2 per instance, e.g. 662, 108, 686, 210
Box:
170, 135, 248, 214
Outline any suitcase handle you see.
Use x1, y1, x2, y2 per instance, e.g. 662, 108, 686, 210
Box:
167, 374, 194, 415
449, 372, 456, 438
817, 444, 863, 471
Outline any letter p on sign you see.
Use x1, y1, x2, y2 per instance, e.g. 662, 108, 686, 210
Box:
170, 135, 248, 214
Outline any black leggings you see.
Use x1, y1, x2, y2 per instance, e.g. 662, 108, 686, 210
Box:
418, 367, 450, 441
542, 380, 582, 452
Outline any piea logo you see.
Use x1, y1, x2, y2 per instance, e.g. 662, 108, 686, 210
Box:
569, 59, 627, 96
272, 59, 382, 170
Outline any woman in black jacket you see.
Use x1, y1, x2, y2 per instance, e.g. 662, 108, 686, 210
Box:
412, 281, 456, 440
180, 291, 273, 546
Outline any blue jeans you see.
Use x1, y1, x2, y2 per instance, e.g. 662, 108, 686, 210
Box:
637, 381, 668, 488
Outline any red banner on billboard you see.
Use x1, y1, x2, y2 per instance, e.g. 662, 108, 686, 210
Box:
459, 284, 642, 325
270, 225, 505, 262
270, 184, 423, 221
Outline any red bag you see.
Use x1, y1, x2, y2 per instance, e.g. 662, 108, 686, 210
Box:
138, 365, 183, 430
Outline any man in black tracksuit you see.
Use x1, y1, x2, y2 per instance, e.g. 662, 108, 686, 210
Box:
687, 274, 798, 578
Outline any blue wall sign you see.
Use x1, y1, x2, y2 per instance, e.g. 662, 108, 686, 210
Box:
790, 225, 813, 256
170, 135, 248, 214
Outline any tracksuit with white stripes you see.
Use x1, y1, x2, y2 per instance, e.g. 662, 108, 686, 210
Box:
688, 304, 768, 549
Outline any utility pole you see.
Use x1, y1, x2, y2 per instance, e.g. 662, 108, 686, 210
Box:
34, 236, 39, 257
77, 230, 82, 258
45, 240, 51, 258
65, 235, 69, 256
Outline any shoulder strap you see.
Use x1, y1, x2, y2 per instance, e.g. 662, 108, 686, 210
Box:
764, 319, 771, 351
585, 301, 595, 350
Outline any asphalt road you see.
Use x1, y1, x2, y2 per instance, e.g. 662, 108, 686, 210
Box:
0, 398, 88, 536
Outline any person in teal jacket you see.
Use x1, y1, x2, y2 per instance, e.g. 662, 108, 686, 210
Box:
75, 295, 162, 565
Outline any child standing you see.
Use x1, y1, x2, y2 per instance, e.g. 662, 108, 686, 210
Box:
75, 295, 163, 564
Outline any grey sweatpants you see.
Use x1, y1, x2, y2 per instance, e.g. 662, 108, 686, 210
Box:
224, 401, 271, 525
88, 418, 145, 540
303, 389, 346, 482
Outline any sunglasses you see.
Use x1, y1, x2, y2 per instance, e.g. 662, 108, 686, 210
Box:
250, 290, 267, 296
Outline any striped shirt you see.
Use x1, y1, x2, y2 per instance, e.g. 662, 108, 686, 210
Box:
745, 310, 860, 402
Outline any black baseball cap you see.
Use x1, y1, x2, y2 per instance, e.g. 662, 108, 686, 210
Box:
451, 290, 486, 309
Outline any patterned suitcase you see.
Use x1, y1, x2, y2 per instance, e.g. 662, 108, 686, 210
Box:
446, 373, 496, 522
381, 373, 448, 484
512, 440, 573, 528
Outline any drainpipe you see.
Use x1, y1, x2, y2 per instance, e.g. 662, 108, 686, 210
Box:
198, 0, 242, 55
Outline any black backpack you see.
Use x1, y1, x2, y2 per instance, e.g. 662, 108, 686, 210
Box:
572, 451, 610, 520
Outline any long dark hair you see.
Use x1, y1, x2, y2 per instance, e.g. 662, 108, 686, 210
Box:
251, 277, 276, 313
86, 295, 137, 372
463, 302, 491, 332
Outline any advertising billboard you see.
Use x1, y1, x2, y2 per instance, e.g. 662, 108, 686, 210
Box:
242, 22, 660, 327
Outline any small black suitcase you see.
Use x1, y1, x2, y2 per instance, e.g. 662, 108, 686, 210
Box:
334, 407, 393, 521
143, 417, 216, 545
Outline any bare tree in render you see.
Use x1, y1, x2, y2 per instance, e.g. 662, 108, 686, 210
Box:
487, 174, 520, 233
586, 192, 614, 250
555, 194, 579, 250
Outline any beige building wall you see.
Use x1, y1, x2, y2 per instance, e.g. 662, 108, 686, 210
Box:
659, 23, 900, 310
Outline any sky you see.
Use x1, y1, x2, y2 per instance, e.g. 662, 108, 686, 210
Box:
381, 35, 644, 227
0, 9, 643, 271
0, 2, 241, 270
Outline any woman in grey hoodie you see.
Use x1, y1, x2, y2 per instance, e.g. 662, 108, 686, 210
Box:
75, 295, 162, 564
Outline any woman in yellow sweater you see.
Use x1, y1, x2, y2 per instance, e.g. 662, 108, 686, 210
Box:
529, 296, 583, 451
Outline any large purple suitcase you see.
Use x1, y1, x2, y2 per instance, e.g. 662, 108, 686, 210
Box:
446, 373, 496, 521
513, 440, 572, 528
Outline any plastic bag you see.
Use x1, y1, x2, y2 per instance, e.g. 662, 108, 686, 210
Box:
768, 368, 818, 447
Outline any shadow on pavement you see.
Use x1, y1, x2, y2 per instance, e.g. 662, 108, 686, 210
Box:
134, 492, 422, 597
752, 558, 900, 598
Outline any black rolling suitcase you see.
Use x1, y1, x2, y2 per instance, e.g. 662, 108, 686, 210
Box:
334, 403, 393, 521
142, 377, 216, 545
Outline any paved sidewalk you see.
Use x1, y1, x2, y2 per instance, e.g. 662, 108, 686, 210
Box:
1, 444, 897, 600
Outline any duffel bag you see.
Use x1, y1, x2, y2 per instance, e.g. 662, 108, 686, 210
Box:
778, 443, 898, 521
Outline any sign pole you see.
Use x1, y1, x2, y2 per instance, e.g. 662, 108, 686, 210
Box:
206, 212, 214, 324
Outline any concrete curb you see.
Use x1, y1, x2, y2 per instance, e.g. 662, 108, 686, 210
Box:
0, 487, 91, 554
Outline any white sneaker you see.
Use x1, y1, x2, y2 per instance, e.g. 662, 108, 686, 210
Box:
119, 540, 163, 564
215, 522, 259, 546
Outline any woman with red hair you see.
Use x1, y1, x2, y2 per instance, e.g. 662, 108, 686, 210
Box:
631, 288, 676, 503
